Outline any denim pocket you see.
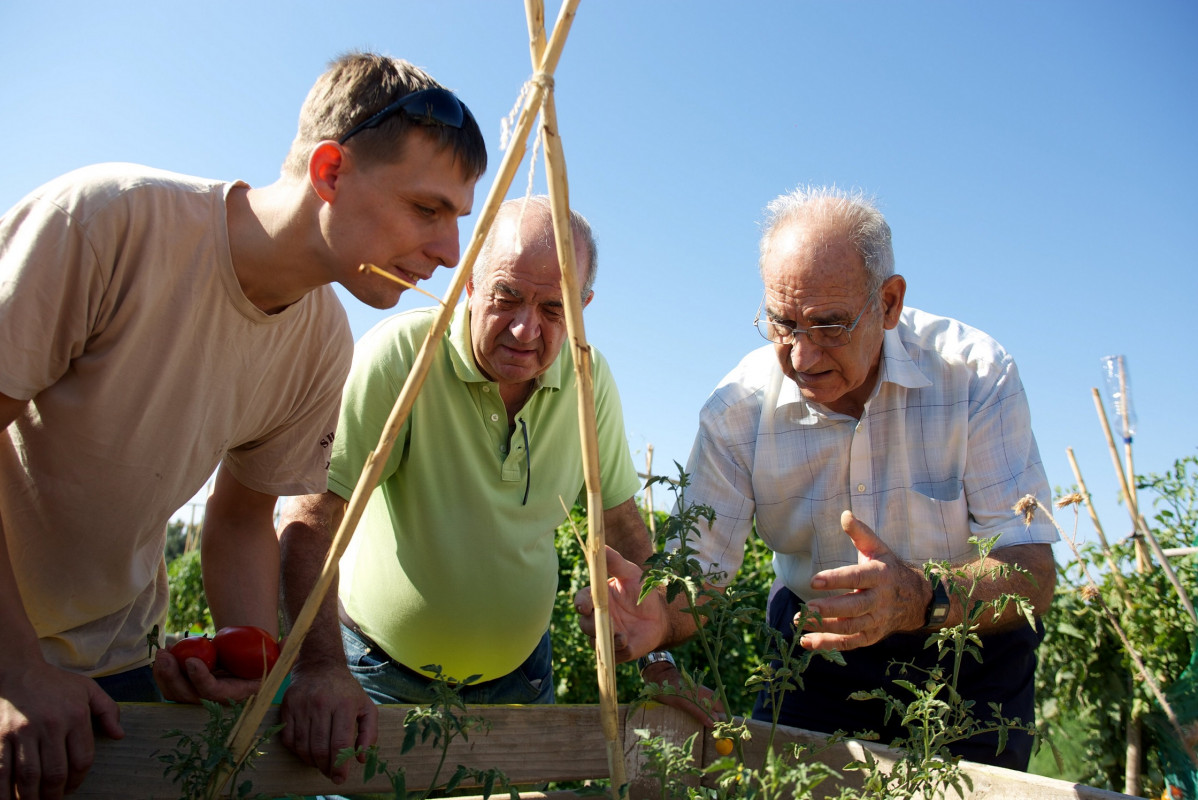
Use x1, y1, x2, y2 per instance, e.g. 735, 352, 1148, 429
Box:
340, 624, 391, 675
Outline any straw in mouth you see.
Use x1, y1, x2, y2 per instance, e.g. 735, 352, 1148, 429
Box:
359, 263, 444, 305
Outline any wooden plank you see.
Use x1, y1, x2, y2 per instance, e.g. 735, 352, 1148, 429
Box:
80, 703, 621, 798
77, 702, 1134, 799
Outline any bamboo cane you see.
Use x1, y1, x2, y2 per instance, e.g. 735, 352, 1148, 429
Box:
541, 95, 627, 795
527, 1, 626, 793
1065, 448, 1128, 595
524, 0, 546, 69
1092, 388, 1198, 626
208, 11, 583, 795
1092, 389, 1143, 544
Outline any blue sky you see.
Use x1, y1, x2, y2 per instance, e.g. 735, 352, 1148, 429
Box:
3, 1, 1195, 559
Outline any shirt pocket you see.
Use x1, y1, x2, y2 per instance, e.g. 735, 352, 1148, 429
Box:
902, 480, 969, 559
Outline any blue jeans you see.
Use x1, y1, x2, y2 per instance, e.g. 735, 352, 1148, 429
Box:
340, 623, 555, 705
93, 665, 162, 702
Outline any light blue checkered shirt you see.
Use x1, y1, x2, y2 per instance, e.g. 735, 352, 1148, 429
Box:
678, 307, 1057, 598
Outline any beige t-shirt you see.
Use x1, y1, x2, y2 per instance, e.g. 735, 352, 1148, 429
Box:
0, 163, 352, 676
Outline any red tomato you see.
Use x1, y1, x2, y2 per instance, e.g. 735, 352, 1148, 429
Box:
169, 635, 218, 672
213, 626, 280, 679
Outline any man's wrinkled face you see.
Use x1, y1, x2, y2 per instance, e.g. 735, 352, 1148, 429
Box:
467, 214, 590, 391
760, 217, 902, 418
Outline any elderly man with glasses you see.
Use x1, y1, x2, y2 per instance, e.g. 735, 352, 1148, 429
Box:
579, 185, 1057, 770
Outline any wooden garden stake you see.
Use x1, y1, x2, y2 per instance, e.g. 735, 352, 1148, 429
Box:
1092, 388, 1198, 625
526, 0, 627, 792
208, 8, 584, 795
1065, 448, 1128, 595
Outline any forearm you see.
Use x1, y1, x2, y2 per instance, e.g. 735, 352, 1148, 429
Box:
277, 492, 348, 669
935, 542, 1055, 633
202, 519, 279, 635
602, 497, 654, 567
200, 467, 281, 635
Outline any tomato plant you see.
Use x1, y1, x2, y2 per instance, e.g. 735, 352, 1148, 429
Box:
213, 626, 279, 679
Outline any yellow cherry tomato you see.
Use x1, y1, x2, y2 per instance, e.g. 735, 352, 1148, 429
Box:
714, 737, 735, 756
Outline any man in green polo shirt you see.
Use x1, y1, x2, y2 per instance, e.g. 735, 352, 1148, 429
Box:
276, 196, 653, 783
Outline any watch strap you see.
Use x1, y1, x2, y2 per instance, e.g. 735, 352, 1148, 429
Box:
636, 650, 676, 675
924, 574, 951, 629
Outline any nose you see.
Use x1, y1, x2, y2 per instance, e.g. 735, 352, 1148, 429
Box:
786, 335, 823, 372
427, 221, 462, 270
509, 306, 541, 342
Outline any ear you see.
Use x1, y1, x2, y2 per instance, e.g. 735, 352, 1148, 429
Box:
465, 276, 476, 298
308, 141, 346, 204
581, 290, 594, 309
880, 274, 906, 330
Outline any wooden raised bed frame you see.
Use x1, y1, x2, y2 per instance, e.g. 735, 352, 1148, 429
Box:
79, 702, 1133, 799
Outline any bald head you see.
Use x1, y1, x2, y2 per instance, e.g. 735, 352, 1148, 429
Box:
759, 186, 893, 293
475, 196, 597, 302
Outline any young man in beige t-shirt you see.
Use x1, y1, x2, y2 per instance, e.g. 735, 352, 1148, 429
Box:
0, 52, 485, 796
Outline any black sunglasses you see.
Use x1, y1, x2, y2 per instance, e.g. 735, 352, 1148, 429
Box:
338, 87, 475, 145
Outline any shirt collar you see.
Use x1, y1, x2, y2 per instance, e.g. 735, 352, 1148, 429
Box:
446, 301, 565, 391
773, 325, 932, 414
877, 324, 933, 390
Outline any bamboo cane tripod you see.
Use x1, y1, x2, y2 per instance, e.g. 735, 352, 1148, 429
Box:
204, 2, 631, 796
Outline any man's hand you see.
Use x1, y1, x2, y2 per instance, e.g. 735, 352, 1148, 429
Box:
279, 662, 377, 785
152, 649, 263, 705
0, 661, 124, 800
573, 546, 670, 663
798, 510, 928, 652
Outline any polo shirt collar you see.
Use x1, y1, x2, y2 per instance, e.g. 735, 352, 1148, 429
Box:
445, 301, 565, 391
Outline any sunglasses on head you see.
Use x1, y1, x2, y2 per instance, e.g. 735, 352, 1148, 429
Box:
338, 87, 475, 145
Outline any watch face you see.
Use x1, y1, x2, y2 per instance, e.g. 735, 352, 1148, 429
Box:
925, 577, 951, 628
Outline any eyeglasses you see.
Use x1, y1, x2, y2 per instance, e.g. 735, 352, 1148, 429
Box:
338, 87, 476, 145
753, 287, 880, 348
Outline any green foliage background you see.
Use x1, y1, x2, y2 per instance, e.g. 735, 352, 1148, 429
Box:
1031, 454, 1198, 795
548, 500, 776, 709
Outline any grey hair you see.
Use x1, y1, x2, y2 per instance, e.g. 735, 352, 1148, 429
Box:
758, 185, 894, 293
474, 195, 598, 300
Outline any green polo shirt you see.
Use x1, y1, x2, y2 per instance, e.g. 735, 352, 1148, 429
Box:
331, 304, 640, 682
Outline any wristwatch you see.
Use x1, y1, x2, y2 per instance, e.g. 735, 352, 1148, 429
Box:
636, 650, 676, 676
923, 574, 951, 629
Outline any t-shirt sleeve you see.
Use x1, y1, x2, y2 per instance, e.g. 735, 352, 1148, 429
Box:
0, 193, 107, 400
